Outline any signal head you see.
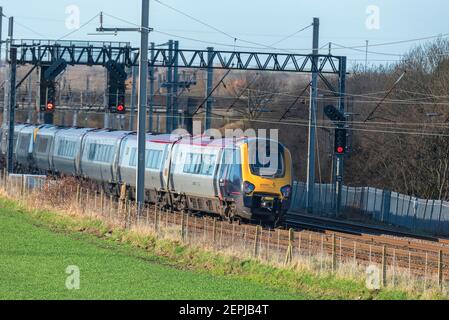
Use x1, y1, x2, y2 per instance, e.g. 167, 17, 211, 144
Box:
117, 104, 125, 113
334, 128, 347, 155
46, 102, 55, 112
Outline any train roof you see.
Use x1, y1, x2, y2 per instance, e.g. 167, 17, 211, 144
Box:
84, 129, 132, 139
178, 136, 246, 148
55, 127, 95, 137
176, 135, 282, 149
9, 125, 286, 149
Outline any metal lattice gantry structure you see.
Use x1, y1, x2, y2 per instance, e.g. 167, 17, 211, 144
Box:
11, 39, 344, 79
12, 39, 134, 66
11, 38, 347, 124
11, 37, 347, 113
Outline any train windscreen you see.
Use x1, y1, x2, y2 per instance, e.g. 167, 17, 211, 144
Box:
248, 140, 285, 178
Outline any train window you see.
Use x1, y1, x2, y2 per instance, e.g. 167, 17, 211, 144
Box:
19, 134, 31, 150
129, 148, 162, 169
200, 154, 216, 176
185, 153, 202, 174
37, 137, 49, 153
98, 145, 105, 161
193, 154, 202, 174
228, 162, 242, 190
183, 153, 195, 174
218, 149, 242, 195
102, 145, 114, 162
129, 148, 137, 167
183, 153, 193, 174
57, 139, 77, 158
249, 141, 285, 177
183, 153, 216, 176
145, 149, 162, 170
88, 143, 114, 163
88, 143, 97, 161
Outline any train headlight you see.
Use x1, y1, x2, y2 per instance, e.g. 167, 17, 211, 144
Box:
281, 185, 292, 198
243, 181, 255, 195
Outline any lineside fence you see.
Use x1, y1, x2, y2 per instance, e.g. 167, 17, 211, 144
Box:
291, 181, 449, 237
1, 173, 448, 294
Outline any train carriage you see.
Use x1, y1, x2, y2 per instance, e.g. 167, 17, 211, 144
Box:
15, 124, 40, 171
117, 133, 178, 203
167, 135, 292, 223
0, 124, 31, 168
169, 136, 223, 214
33, 125, 60, 173
52, 127, 94, 176
80, 130, 130, 184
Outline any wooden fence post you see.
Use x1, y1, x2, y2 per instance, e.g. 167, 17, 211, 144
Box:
284, 228, 294, 265
20, 175, 24, 198
253, 225, 261, 258
100, 190, 105, 214
146, 206, 150, 225
231, 223, 236, 248
331, 233, 336, 272
127, 200, 131, 229
266, 229, 271, 261
212, 218, 217, 245
181, 212, 185, 241
76, 184, 81, 206
154, 204, 158, 232
109, 195, 114, 220
438, 250, 443, 290
382, 245, 387, 288
120, 184, 127, 212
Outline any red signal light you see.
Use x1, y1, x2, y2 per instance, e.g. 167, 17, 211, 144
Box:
336, 146, 344, 154
46, 102, 55, 111
117, 104, 125, 113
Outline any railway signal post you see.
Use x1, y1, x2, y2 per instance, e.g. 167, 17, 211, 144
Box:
96, 0, 151, 215
6, 47, 16, 174
336, 57, 347, 215
306, 17, 320, 213
324, 103, 347, 215
136, 0, 150, 214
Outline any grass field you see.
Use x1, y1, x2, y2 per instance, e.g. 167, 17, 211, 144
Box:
0, 197, 435, 300
0, 201, 306, 300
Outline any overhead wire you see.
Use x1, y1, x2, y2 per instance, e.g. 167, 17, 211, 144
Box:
331, 42, 404, 57
152, 0, 315, 54
132, 112, 449, 137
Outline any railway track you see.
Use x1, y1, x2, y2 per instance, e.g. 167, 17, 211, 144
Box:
286, 211, 449, 256
285, 212, 444, 242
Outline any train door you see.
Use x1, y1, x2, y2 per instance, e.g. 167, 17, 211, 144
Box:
218, 148, 242, 199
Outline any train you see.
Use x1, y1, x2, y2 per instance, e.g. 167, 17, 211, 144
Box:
0, 123, 293, 225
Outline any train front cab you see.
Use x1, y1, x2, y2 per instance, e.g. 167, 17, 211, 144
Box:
219, 139, 292, 224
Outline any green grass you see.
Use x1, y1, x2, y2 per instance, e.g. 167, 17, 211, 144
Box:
0, 202, 304, 299
0, 197, 435, 300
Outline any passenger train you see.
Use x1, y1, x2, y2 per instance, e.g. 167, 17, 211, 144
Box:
0, 124, 293, 225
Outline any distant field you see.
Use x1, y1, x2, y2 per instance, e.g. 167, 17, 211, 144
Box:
0, 202, 301, 300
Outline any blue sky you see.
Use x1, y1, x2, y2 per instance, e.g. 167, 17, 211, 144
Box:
1, 0, 448, 67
